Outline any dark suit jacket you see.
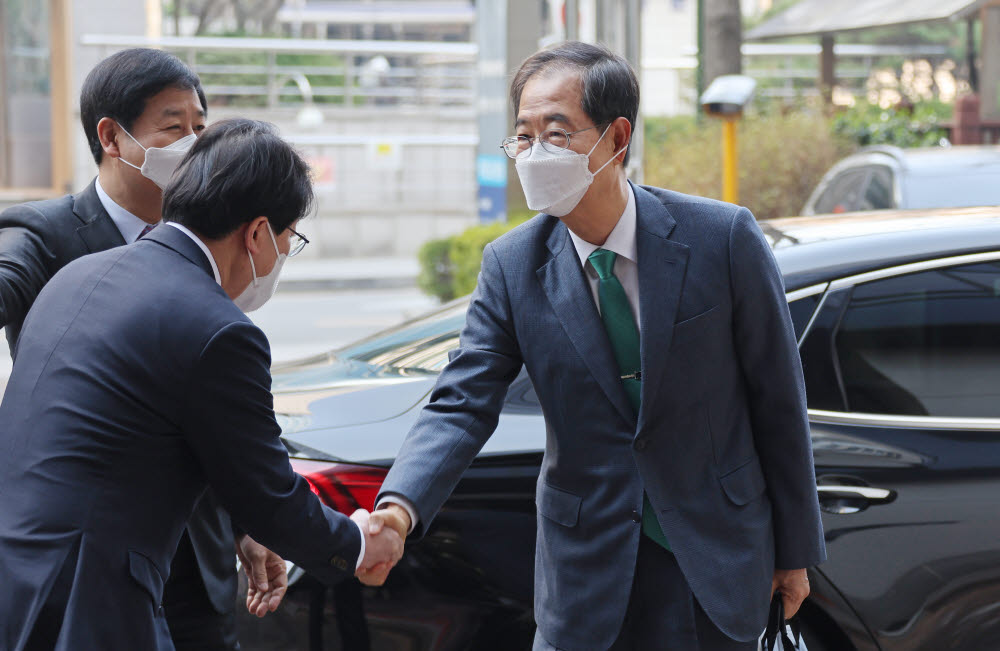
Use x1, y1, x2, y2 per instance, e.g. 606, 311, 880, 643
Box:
0, 226, 360, 651
0, 179, 236, 615
0, 180, 125, 354
378, 183, 826, 648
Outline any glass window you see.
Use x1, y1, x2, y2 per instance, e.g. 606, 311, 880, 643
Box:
1, 0, 52, 189
859, 166, 894, 210
834, 261, 1000, 417
812, 168, 869, 215
788, 293, 821, 340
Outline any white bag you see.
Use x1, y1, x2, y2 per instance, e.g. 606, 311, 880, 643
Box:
758, 594, 809, 651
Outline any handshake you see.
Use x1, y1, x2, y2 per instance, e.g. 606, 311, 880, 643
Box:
351, 504, 412, 586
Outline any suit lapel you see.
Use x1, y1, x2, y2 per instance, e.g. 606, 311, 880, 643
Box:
536, 222, 637, 429
633, 183, 690, 428
73, 180, 127, 252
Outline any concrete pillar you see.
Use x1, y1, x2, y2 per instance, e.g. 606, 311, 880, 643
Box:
475, 0, 541, 222
981, 4, 1000, 119
50, 0, 74, 194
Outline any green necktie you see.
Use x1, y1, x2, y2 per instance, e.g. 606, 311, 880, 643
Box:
588, 248, 670, 551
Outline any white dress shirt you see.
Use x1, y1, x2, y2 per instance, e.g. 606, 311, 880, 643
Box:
95, 178, 160, 244
165, 222, 222, 285
377, 185, 641, 536
567, 183, 640, 323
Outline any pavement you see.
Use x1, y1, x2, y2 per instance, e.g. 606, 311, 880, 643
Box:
278, 256, 420, 291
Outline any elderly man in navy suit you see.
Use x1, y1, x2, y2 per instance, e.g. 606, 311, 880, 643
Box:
369, 42, 826, 649
0, 119, 403, 651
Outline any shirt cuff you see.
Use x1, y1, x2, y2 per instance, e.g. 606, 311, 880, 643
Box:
354, 519, 366, 571
376, 494, 419, 535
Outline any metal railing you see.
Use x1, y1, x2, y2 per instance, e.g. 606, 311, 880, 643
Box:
80, 35, 477, 112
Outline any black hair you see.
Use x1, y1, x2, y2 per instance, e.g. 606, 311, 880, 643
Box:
162, 119, 313, 239
510, 41, 639, 164
80, 48, 207, 165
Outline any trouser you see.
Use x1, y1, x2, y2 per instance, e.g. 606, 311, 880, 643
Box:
163, 531, 240, 651
533, 535, 758, 651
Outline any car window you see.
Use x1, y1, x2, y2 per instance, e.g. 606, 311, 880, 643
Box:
859, 166, 894, 210
334, 300, 467, 372
834, 261, 1000, 417
812, 168, 869, 214
788, 294, 821, 340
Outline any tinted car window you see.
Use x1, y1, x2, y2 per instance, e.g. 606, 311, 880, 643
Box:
788, 294, 821, 340
834, 261, 1000, 417
860, 166, 894, 210
812, 168, 869, 214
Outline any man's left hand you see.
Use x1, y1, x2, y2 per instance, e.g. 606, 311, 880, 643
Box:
771, 568, 810, 618
236, 534, 288, 617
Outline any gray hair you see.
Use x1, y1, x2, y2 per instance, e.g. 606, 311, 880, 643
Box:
510, 41, 639, 164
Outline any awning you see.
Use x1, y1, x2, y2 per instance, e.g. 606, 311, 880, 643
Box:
746, 0, 992, 41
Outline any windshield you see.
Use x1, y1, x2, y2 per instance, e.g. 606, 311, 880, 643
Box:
332, 298, 469, 372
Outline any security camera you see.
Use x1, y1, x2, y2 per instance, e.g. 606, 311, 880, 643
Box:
699, 75, 757, 117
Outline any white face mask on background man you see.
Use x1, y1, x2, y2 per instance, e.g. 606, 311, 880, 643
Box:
117, 122, 197, 190
234, 222, 287, 313
514, 123, 629, 217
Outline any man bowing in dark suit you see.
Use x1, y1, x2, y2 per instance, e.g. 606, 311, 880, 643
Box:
0, 48, 267, 650
370, 42, 826, 649
0, 118, 404, 651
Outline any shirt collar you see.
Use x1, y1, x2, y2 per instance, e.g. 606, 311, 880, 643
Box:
94, 177, 160, 244
568, 183, 637, 269
165, 222, 222, 286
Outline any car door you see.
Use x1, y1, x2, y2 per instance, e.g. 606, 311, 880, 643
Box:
799, 253, 1000, 650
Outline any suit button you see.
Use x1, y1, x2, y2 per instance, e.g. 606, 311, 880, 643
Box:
635, 439, 647, 451
631, 510, 642, 523
330, 556, 349, 571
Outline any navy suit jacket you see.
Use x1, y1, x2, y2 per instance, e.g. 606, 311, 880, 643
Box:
378, 183, 826, 648
0, 180, 125, 354
0, 226, 360, 651
0, 180, 238, 615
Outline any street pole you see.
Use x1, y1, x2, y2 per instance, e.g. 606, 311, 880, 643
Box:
624, 0, 643, 183
721, 117, 738, 203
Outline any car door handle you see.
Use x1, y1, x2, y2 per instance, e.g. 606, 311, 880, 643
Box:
816, 485, 895, 514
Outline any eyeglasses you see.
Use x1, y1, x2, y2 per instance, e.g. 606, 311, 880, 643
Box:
287, 227, 309, 257
500, 124, 605, 159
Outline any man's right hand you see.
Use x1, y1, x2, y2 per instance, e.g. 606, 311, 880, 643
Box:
350, 509, 404, 586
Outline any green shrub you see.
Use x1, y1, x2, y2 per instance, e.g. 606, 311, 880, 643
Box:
416, 237, 455, 301
644, 112, 857, 220
831, 100, 952, 148
417, 217, 529, 302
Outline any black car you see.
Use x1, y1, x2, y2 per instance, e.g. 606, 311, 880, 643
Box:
239, 207, 1000, 651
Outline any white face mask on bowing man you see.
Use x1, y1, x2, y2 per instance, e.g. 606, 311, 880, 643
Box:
233, 221, 286, 313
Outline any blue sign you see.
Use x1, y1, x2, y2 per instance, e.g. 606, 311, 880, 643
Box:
477, 154, 507, 222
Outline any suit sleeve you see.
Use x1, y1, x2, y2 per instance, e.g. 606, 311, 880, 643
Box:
729, 207, 827, 570
183, 320, 362, 584
0, 204, 58, 334
377, 243, 524, 538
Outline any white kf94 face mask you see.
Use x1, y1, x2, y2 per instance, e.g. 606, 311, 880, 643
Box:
234, 222, 287, 313
117, 123, 197, 190
514, 123, 629, 217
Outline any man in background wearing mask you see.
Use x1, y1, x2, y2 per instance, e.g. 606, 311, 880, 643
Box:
0, 48, 259, 650
0, 118, 404, 651
371, 42, 826, 649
